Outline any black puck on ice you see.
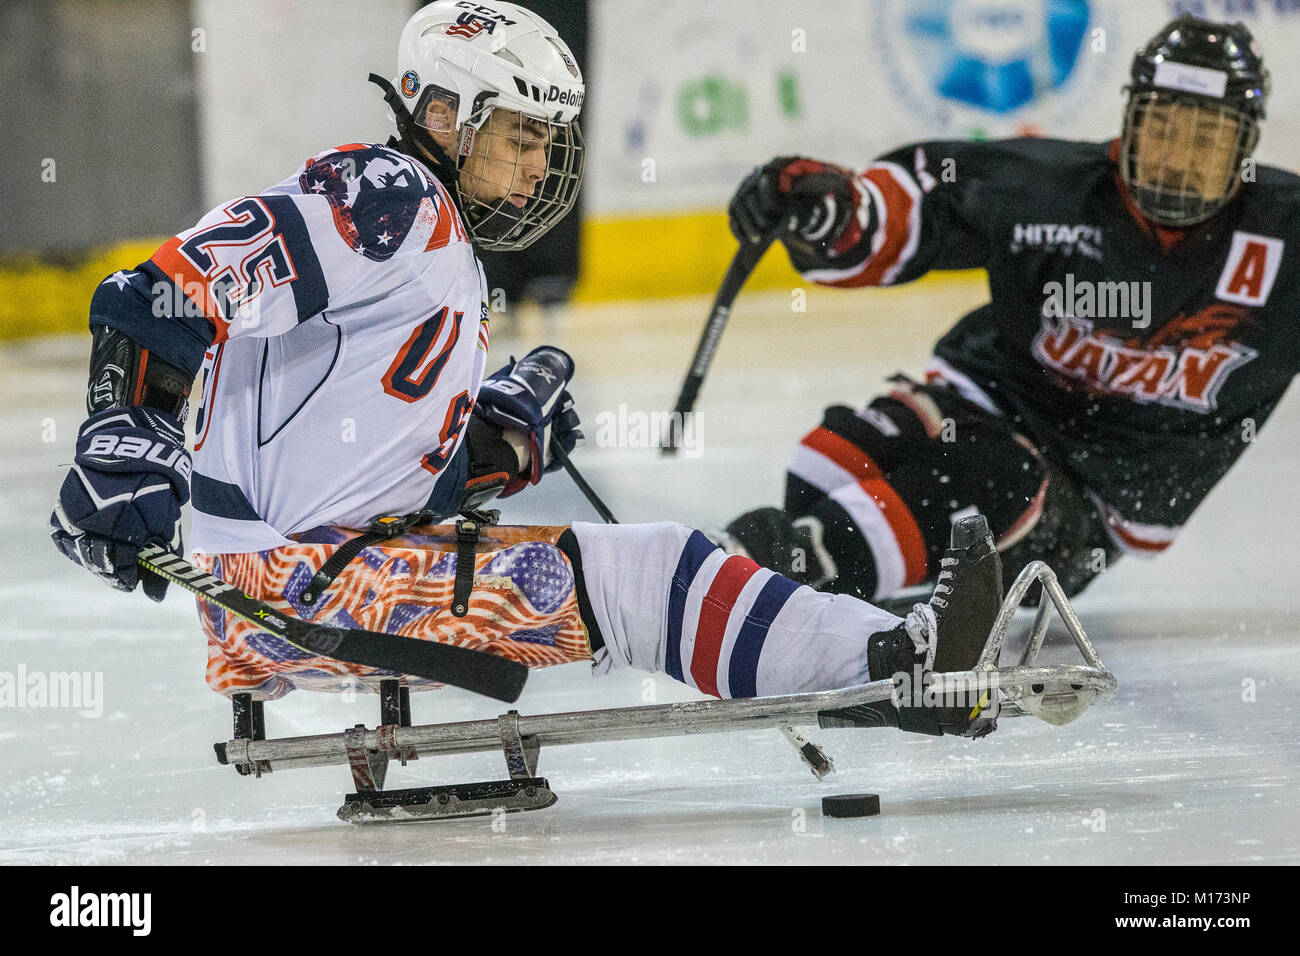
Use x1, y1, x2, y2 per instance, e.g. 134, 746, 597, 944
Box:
822, 793, 881, 818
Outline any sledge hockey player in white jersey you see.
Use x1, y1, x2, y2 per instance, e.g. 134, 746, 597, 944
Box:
49, 0, 1011, 739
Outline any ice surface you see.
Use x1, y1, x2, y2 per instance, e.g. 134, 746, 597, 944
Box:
3, 280, 1297, 864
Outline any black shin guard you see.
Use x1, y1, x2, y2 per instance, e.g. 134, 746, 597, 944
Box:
724, 506, 835, 587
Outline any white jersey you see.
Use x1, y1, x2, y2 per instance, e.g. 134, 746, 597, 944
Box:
145, 144, 489, 554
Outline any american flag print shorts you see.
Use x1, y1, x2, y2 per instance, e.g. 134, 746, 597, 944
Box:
196, 524, 591, 699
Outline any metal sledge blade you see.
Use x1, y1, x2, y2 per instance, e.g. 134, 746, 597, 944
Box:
337, 778, 557, 824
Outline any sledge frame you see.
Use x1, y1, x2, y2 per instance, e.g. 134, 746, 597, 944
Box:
213, 561, 1117, 823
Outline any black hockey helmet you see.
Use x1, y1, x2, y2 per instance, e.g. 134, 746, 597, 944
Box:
1119, 14, 1270, 226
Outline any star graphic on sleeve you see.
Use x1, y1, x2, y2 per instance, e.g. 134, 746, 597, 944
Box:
376, 231, 393, 246
309, 180, 326, 193
101, 270, 137, 291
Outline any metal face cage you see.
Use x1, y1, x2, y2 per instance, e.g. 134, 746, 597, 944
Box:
1120, 90, 1258, 227
412, 86, 583, 251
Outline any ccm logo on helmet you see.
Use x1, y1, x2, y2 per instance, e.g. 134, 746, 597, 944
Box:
454, 2, 517, 26
85, 434, 192, 478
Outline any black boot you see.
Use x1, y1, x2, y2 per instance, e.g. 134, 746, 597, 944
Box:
819, 514, 1003, 738
724, 507, 836, 587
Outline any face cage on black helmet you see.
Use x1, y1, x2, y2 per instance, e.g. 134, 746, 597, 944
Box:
1119, 90, 1259, 227
409, 91, 584, 252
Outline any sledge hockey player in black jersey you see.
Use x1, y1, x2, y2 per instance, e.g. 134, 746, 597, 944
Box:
724, 14, 1297, 605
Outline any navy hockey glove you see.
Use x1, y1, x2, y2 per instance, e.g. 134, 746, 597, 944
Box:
50, 407, 191, 602
729, 156, 858, 250
474, 346, 582, 496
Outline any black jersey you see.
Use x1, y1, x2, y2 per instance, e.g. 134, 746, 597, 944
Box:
788, 137, 1300, 551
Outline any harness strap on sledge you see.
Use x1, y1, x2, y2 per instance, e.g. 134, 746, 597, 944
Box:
300, 512, 435, 606
451, 515, 484, 618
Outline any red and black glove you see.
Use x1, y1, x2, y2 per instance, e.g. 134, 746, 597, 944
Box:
728, 156, 859, 250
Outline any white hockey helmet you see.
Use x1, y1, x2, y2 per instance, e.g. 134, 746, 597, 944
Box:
387, 0, 585, 250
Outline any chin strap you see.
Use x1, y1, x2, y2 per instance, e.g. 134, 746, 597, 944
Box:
368, 73, 461, 190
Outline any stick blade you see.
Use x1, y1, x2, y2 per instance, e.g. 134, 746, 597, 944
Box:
137, 546, 529, 703
312, 626, 529, 703
658, 415, 684, 455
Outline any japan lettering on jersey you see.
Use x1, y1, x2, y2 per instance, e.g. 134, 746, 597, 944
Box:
1031, 305, 1258, 414
144, 144, 487, 554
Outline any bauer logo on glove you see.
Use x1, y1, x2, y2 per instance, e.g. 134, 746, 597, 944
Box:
49, 407, 191, 603
82, 432, 193, 476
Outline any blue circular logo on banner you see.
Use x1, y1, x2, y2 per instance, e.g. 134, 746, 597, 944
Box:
890, 0, 1090, 114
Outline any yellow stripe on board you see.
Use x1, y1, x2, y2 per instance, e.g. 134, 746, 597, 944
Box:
0, 240, 161, 340
0, 212, 983, 339
572, 209, 984, 302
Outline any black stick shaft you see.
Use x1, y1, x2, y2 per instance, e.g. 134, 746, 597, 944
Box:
551, 439, 618, 524
138, 545, 528, 702
661, 234, 774, 454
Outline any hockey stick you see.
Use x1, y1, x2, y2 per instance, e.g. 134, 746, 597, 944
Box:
660, 233, 776, 454
137, 545, 529, 702
550, 438, 618, 524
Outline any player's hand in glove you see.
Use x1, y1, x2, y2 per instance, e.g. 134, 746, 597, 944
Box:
729, 156, 859, 251
49, 407, 192, 602
474, 346, 582, 496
